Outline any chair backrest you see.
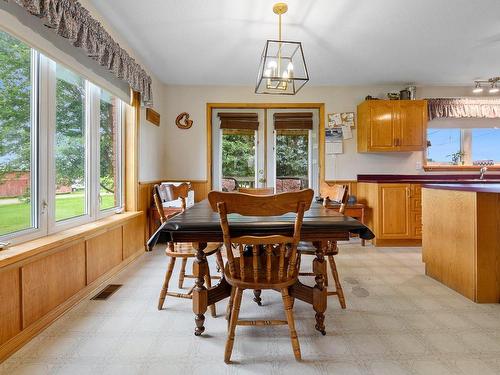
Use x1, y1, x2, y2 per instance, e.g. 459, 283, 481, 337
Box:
153, 183, 191, 224
323, 184, 349, 214
208, 189, 314, 283
238, 187, 274, 195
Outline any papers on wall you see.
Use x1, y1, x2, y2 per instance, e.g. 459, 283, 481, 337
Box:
328, 112, 355, 128
326, 141, 343, 154
327, 113, 342, 128
341, 125, 353, 140
325, 128, 343, 154
341, 112, 355, 127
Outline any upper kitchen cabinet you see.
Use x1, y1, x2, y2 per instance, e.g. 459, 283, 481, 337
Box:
357, 100, 427, 152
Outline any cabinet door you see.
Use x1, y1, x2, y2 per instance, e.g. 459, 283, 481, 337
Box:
368, 102, 397, 151
378, 184, 410, 238
397, 101, 426, 151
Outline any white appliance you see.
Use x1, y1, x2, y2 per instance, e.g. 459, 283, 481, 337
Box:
160, 182, 195, 208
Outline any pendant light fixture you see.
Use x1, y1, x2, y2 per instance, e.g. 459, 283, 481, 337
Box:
255, 3, 309, 95
472, 77, 500, 94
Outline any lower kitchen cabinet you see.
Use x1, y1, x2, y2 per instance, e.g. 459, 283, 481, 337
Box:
358, 182, 422, 246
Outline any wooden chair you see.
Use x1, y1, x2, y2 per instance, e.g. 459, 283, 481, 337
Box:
298, 184, 349, 309
153, 183, 224, 316
208, 189, 314, 363
238, 187, 274, 195
237, 187, 274, 306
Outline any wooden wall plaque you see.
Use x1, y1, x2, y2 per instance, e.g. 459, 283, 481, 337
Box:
146, 108, 160, 126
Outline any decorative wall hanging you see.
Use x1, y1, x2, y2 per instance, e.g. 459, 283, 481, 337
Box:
146, 108, 160, 126
175, 112, 193, 129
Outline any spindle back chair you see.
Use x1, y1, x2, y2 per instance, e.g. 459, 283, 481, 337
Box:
153, 183, 223, 315
299, 184, 349, 308
208, 189, 314, 363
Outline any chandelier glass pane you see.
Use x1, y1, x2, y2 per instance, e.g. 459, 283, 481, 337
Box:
255, 40, 309, 95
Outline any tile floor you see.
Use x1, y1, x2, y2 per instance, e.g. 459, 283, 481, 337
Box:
2, 242, 500, 375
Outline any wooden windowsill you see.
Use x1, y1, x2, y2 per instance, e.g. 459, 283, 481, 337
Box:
0, 211, 143, 269
423, 165, 500, 172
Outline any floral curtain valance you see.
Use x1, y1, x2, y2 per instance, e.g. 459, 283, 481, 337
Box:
4, 0, 153, 106
427, 98, 500, 120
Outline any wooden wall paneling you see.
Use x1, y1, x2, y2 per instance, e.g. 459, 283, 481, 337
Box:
422, 188, 476, 300
475, 193, 500, 302
123, 214, 146, 259
86, 227, 123, 284
0, 268, 21, 345
22, 243, 86, 327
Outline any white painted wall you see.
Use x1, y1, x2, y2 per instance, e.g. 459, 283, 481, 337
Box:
162, 84, 486, 181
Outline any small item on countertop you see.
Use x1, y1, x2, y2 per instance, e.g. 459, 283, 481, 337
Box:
400, 89, 411, 100
348, 195, 357, 204
407, 85, 416, 99
387, 92, 400, 100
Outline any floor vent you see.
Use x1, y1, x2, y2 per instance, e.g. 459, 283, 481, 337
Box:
91, 284, 122, 300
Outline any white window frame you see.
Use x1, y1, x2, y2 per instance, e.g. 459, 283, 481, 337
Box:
0, 33, 125, 245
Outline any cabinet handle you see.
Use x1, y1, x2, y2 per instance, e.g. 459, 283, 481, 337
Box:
394, 138, 399, 146
406, 187, 411, 198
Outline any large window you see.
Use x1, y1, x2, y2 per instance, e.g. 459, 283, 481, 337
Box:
427, 124, 500, 167
0, 31, 35, 237
55, 65, 87, 222
0, 29, 124, 243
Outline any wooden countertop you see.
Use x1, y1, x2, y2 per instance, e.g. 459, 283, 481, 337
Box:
422, 183, 500, 194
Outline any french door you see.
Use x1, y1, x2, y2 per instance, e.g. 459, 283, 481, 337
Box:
212, 107, 319, 194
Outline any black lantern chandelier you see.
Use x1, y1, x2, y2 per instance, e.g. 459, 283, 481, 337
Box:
255, 3, 309, 95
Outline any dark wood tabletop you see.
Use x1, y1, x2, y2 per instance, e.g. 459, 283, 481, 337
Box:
147, 200, 374, 249
147, 199, 375, 337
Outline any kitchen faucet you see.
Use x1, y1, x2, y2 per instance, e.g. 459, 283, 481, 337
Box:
479, 166, 488, 180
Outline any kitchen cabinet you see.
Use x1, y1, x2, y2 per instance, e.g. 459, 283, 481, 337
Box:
357, 100, 427, 152
357, 182, 422, 246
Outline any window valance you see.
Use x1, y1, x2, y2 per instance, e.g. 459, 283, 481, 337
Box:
3, 0, 153, 106
427, 98, 500, 120
218, 113, 259, 130
274, 112, 313, 130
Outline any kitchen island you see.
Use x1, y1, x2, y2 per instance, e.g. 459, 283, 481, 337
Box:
422, 184, 500, 303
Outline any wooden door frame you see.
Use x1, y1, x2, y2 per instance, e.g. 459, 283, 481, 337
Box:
206, 102, 325, 191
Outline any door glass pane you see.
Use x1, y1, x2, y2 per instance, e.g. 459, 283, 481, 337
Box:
99, 89, 121, 210
221, 129, 255, 191
426, 128, 462, 165
471, 128, 500, 165
55, 64, 86, 221
0, 31, 35, 236
275, 129, 309, 193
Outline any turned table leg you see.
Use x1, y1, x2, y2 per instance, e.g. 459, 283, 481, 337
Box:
312, 241, 327, 335
192, 242, 208, 336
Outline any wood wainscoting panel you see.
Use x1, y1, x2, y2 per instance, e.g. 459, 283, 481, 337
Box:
0, 268, 21, 345
22, 243, 86, 327
123, 214, 145, 259
86, 227, 123, 284
422, 188, 477, 300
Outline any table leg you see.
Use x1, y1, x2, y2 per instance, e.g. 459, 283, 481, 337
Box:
192, 242, 208, 336
312, 241, 327, 335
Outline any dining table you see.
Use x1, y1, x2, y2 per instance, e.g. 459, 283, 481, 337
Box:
147, 199, 374, 336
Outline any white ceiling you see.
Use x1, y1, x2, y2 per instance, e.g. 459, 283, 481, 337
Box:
89, 0, 500, 86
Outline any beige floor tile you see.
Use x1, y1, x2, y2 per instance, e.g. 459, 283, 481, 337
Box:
369, 360, 413, 375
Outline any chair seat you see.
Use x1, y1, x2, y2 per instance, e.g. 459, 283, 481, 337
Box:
298, 241, 338, 255
165, 242, 221, 258
225, 256, 298, 289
